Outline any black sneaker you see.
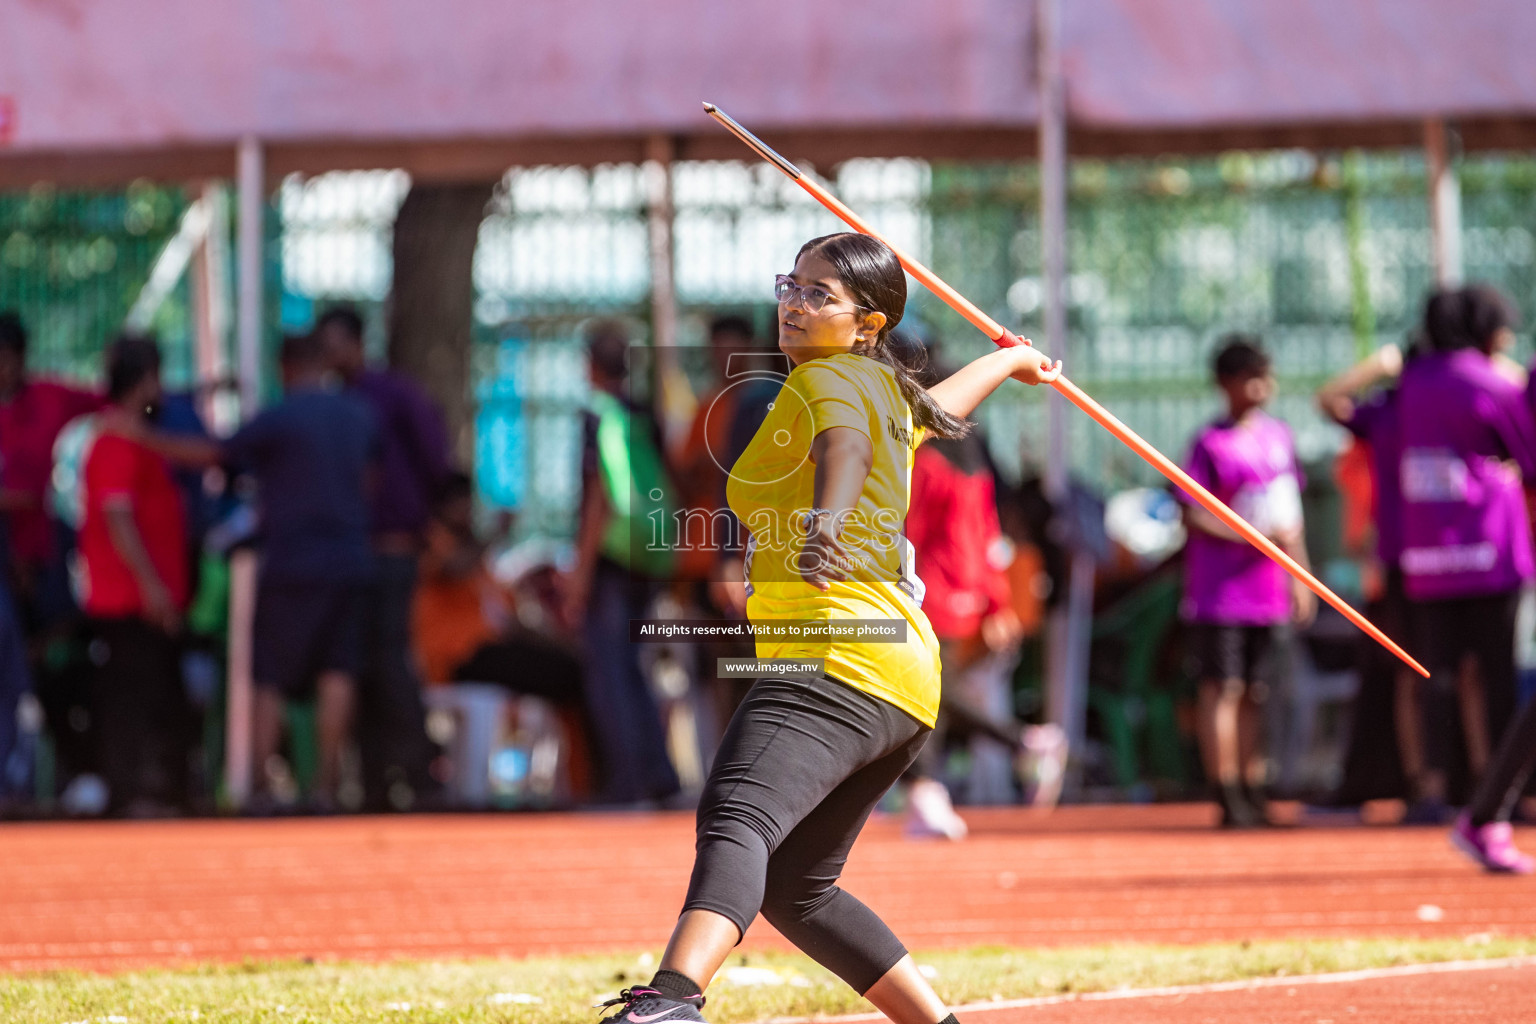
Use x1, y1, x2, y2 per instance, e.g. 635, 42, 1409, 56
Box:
597, 987, 707, 1024
1216, 783, 1264, 829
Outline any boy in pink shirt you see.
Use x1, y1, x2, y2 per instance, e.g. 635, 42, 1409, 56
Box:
1179, 337, 1314, 827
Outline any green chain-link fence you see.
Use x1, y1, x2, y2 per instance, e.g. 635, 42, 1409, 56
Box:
0, 182, 191, 383
6, 150, 1535, 547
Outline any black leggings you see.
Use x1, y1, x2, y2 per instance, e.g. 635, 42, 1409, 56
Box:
1417, 590, 1521, 790
683, 674, 930, 993
1469, 693, 1536, 826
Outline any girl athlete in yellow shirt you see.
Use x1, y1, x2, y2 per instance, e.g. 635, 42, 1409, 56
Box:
600, 233, 1059, 1024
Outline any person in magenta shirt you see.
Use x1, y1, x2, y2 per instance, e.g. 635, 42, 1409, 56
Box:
1446, 289, 1536, 873
1316, 343, 1432, 814
0, 313, 103, 626
1179, 336, 1314, 828
1398, 287, 1536, 816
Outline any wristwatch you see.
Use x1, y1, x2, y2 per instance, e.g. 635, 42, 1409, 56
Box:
800, 508, 835, 533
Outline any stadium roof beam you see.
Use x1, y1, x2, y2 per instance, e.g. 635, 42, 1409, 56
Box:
1, 0, 1533, 187
5, 113, 1536, 191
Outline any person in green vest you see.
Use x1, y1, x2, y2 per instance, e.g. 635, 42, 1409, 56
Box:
565, 321, 681, 805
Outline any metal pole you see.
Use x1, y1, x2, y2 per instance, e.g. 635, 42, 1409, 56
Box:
236, 136, 265, 414
1040, 0, 1068, 504
645, 133, 690, 448
646, 134, 679, 354
1425, 118, 1463, 288
226, 136, 264, 806
193, 182, 235, 432
1038, 0, 1090, 780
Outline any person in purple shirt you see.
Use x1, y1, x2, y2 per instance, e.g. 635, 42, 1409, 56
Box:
319, 305, 449, 811
1418, 284, 1536, 874
1179, 337, 1315, 828
1398, 287, 1536, 827
1316, 342, 1431, 815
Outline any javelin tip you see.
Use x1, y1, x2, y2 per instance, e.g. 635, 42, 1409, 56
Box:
701, 102, 803, 180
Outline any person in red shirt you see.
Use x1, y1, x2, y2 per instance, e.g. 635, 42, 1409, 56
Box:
77, 336, 193, 815
0, 312, 103, 627
900, 343, 1066, 836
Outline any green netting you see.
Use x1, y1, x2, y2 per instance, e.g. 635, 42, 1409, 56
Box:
0, 182, 192, 383
466, 150, 1536, 538
7, 149, 1535, 546
920, 150, 1536, 493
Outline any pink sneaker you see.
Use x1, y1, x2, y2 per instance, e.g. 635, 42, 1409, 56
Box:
905, 778, 968, 841
1017, 724, 1068, 811
1451, 814, 1535, 875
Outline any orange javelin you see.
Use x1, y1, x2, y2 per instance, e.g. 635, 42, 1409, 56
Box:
703, 101, 1428, 679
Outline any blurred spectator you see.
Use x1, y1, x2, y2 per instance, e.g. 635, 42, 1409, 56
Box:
413, 472, 592, 747
0, 311, 102, 638
566, 321, 680, 805
1444, 287, 1536, 863
413, 471, 513, 688
1474, 282, 1529, 389
0, 522, 31, 809
671, 316, 767, 739
1179, 336, 1313, 828
153, 388, 219, 569
319, 304, 446, 810
712, 347, 792, 620
671, 315, 757, 585
998, 490, 1049, 641
145, 334, 378, 808
901, 345, 1064, 837
1316, 343, 1420, 810
1398, 286, 1536, 816
903, 428, 1014, 837
79, 336, 194, 816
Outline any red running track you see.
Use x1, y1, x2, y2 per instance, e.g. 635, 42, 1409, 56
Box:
1, 805, 1533, 974
954, 959, 1536, 1024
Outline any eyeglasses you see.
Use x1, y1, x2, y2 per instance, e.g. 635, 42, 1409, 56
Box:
774, 274, 872, 314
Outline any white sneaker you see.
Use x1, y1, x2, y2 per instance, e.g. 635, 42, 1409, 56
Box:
905, 778, 968, 840
1017, 724, 1068, 810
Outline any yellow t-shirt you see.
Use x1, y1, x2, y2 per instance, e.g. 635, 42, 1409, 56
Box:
726, 352, 943, 727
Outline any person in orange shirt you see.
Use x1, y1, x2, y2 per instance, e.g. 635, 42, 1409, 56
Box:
413, 472, 589, 719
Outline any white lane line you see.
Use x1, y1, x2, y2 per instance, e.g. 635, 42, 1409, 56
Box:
760, 955, 1536, 1022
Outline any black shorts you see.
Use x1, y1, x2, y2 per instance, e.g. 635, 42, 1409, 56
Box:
252, 575, 367, 698
1184, 623, 1281, 686
1412, 587, 1520, 732
1413, 588, 1520, 679
1376, 565, 1417, 654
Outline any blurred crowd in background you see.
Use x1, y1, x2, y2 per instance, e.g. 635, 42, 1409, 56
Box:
0, 300, 1066, 828
2, 191, 1536, 837
1, 275, 1531, 836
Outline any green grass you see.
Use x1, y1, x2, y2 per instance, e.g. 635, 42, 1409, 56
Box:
5, 936, 1535, 1024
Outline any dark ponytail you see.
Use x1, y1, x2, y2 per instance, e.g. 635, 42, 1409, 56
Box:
1422, 284, 1520, 354
1463, 284, 1518, 353
1422, 288, 1474, 352
797, 232, 971, 440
